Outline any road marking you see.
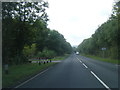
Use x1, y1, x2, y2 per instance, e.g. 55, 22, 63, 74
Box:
77, 57, 83, 61
77, 56, 111, 90
77, 57, 89, 68
15, 68, 51, 88
90, 71, 111, 90
79, 60, 82, 63
76, 58, 82, 63
82, 63, 88, 68
76, 57, 79, 60
77, 57, 88, 69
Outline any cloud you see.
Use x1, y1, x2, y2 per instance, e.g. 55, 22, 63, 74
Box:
46, 0, 114, 46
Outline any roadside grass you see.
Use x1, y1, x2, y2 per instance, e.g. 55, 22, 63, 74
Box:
81, 54, 120, 64
2, 62, 57, 88
52, 54, 70, 61
30, 54, 70, 61
2, 54, 70, 88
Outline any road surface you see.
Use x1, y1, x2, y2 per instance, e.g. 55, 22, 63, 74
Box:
15, 54, 119, 89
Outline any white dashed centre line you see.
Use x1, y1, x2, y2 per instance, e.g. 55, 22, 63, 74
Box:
82, 63, 88, 68
76, 57, 111, 90
77, 58, 82, 62
90, 71, 111, 90
77, 57, 88, 68
79, 60, 82, 63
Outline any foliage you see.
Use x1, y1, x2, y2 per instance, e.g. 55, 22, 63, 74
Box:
23, 44, 36, 58
3, 63, 56, 88
82, 54, 119, 64
42, 48, 56, 58
37, 48, 56, 58
2, 2, 72, 65
77, 1, 119, 60
45, 30, 72, 55
2, 1, 49, 64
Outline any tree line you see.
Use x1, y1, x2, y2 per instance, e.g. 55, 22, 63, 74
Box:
77, 1, 119, 60
2, 1, 72, 65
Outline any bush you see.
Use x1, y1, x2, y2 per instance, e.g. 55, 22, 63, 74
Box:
23, 44, 36, 58
37, 48, 56, 58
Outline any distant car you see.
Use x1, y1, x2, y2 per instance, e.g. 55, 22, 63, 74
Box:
76, 52, 79, 55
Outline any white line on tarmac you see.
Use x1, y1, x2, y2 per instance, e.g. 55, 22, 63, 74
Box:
90, 71, 111, 90
76, 57, 80, 60
77, 56, 111, 90
76, 58, 82, 63
77, 57, 88, 68
79, 60, 82, 63
82, 63, 88, 68
15, 68, 51, 88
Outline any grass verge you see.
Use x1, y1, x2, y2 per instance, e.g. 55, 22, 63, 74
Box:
2, 54, 70, 88
2, 62, 57, 88
51, 54, 70, 61
81, 54, 120, 64
31, 54, 70, 61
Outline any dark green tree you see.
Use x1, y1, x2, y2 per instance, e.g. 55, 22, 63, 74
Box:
2, 1, 49, 64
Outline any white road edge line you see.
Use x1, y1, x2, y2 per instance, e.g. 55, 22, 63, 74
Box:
90, 71, 111, 90
15, 68, 50, 88
82, 63, 88, 68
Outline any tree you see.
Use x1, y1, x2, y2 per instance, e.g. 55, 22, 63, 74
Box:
2, 1, 49, 64
34, 19, 49, 52
45, 30, 72, 55
2, 1, 72, 65
23, 44, 36, 58
77, 1, 119, 59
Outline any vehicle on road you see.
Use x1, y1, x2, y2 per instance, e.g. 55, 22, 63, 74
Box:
76, 52, 79, 55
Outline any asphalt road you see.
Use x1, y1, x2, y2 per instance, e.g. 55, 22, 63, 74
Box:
16, 53, 119, 89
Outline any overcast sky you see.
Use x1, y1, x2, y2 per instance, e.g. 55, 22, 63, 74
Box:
46, 0, 114, 46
